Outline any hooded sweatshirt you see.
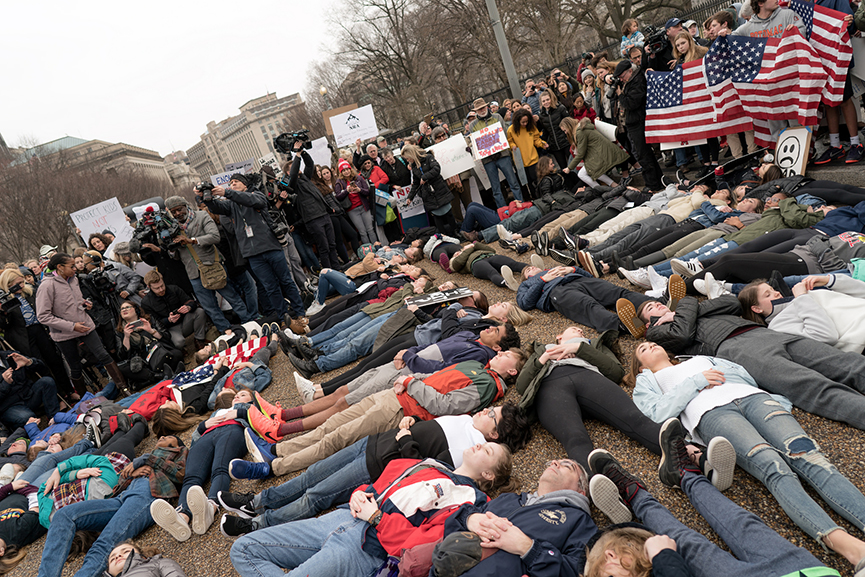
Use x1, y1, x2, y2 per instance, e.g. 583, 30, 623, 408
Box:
733, 5, 805, 37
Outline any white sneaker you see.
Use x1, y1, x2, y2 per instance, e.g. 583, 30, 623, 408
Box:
706, 436, 737, 492
646, 266, 669, 294
500, 265, 520, 291
693, 279, 709, 296
620, 268, 651, 289
150, 499, 191, 542
305, 300, 325, 317
188, 485, 216, 535
294, 371, 316, 404
705, 272, 732, 299
530, 254, 545, 269
670, 258, 703, 278
496, 224, 514, 241
283, 328, 301, 341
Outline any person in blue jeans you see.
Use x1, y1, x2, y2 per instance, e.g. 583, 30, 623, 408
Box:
202, 174, 306, 327
35, 436, 186, 577
632, 344, 865, 573
586, 447, 844, 577
150, 389, 251, 541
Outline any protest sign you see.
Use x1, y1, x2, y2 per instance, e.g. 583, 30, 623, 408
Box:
299, 137, 333, 173
469, 122, 509, 159
322, 103, 358, 135
406, 287, 474, 307
258, 153, 282, 177
225, 159, 254, 173
426, 135, 475, 179
392, 185, 425, 218
776, 126, 811, 177
71, 197, 134, 256
210, 170, 239, 188
332, 104, 379, 147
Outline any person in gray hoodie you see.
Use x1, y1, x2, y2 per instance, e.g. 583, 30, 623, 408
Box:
732, 0, 805, 38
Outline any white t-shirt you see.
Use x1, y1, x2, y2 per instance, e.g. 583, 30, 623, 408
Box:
654, 357, 761, 435
436, 415, 487, 468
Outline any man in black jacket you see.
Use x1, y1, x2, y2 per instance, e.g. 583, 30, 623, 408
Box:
614, 60, 664, 192
141, 270, 208, 350
217, 403, 530, 537
629, 295, 865, 430
0, 351, 59, 429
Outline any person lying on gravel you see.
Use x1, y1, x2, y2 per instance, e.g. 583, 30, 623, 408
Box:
218, 403, 530, 537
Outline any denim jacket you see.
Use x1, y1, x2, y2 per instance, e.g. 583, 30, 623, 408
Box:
206, 362, 273, 410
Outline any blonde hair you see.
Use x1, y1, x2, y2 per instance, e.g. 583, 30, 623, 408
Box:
0, 269, 32, 297
399, 144, 428, 166
584, 527, 655, 577
673, 31, 708, 63
506, 304, 533, 327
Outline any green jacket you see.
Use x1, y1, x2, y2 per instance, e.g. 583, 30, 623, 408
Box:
566, 119, 630, 179
450, 243, 496, 274
724, 198, 824, 245
515, 330, 624, 414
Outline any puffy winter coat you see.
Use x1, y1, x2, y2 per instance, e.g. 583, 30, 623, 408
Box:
566, 118, 629, 179
537, 104, 570, 151
408, 154, 452, 211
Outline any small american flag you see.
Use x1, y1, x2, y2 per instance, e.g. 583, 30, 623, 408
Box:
705, 29, 826, 146
788, 0, 853, 104
645, 59, 752, 144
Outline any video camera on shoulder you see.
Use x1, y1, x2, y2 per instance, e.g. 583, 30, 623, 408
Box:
273, 129, 312, 155
642, 25, 669, 55
0, 289, 21, 314
132, 207, 183, 252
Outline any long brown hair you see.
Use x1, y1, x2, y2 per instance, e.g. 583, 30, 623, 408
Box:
761, 164, 782, 183
510, 108, 536, 135
627, 342, 680, 387
152, 405, 207, 436
738, 280, 770, 325
115, 301, 151, 333
536, 156, 558, 181
673, 31, 708, 63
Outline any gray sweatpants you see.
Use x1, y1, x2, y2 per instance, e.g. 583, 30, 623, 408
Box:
716, 328, 865, 430
345, 364, 431, 405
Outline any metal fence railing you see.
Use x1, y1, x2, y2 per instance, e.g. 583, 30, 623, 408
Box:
380, 0, 732, 142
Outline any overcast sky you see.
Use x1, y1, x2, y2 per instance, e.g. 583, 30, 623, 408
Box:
4, 1, 335, 156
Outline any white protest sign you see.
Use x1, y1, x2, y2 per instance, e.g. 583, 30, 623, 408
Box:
332, 105, 379, 147
210, 170, 238, 188
132, 202, 161, 221
300, 137, 334, 172
469, 122, 509, 159
426, 135, 475, 179
776, 126, 812, 177
258, 153, 282, 177
225, 159, 254, 173
392, 185, 425, 218
71, 197, 134, 255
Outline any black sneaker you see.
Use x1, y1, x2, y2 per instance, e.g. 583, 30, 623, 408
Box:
560, 227, 578, 250
498, 238, 520, 251
676, 168, 689, 184
658, 418, 702, 489
217, 491, 257, 518
85, 421, 102, 448
531, 231, 549, 256
611, 251, 633, 278
297, 342, 320, 361
220, 514, 255, 538
661, 174, 676, 187
514, 242, 530, 255
588, 449, 645, 507
549, 248, 576, 265
288, 352, 319, 379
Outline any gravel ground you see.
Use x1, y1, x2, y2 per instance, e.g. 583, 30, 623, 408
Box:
13, 240, 865, 577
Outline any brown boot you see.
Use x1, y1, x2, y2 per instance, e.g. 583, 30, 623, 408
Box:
71, 377, 88, 397
289, 317, 308, 335
104, 362, 131, 397
194, 339, 212, 352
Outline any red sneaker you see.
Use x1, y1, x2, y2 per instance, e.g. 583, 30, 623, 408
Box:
253, 391, 281, 421
247, 405, 284, 444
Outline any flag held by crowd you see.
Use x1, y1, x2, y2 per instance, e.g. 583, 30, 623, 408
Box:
788, 0, 853, 104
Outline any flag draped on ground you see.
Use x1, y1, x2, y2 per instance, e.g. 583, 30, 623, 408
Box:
788, 0, 853, 104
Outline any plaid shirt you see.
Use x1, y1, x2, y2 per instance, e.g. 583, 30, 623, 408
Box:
53, 452, 130, 510
112, 446, 188, 499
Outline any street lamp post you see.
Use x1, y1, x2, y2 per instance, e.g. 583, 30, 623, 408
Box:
319, 85, 332, 110
485, 0, 522, 101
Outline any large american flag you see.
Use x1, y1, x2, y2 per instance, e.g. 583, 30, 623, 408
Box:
705, 29, 826, 147
788, 0, 853, 104
645, 59, 752, 144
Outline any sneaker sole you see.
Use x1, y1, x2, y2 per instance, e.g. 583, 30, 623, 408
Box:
616, 298, 645, 338
530, 254, 545, 269
539, 232, 549, 256
500, 265, 519, 292
217, 492, 254, 519
577, 251, 599, 278
668, 274, 686, 311
187, 485, 213, 535
621, 269, 652, 290
657, 418, 684, 488
150, 500, 191, 542
245, 429, 273, 464
670, 260, 697, 279
550, 250, 575, 266
707, 436, 737, 492
560, 227, 576, 250
589, 474, 633, 524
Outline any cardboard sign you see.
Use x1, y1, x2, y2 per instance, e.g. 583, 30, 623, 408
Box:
469, 123, 509, 159
322, 103, 359, 136
332, 104, 379, 147
210, 170, 240, 188
258, 153, 283, 177
405, 287, 474, 307
225, 159, 254, 173
426, 135, 475, 179
71, 197, 134, 256
392, 185, 425, 218
776, 126, 811, 177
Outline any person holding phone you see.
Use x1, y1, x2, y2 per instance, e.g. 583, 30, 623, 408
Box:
116, 300, 183, 389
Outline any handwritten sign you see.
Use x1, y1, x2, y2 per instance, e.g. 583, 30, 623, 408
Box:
470, 123, 509, 159
71, 197, 134, 256
426, 135, 475, 179
225, 159, 254, 173
392, 185, 425, 218
405, 287, 474, 307
776, 126, 811, 177
332, 104, 379, 147
258, 153, 283, 177
299, 137, 334, 173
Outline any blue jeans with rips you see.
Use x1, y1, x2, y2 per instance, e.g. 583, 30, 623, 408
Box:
252, 437, 371, 529
230, 508, 384, 577
36, 477, 155, 577
696, 393, 865, 543
21, 439, 94, 486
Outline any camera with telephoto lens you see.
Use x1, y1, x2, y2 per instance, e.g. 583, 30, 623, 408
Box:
86, 265, 116, 295
132, 207, 184, 252
0, 289, 21, 314
273, 129, 312, 154
642, 25, 668, 55
194, 181, 215, 202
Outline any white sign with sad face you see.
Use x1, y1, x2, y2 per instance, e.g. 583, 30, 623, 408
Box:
776, 126, 812, 178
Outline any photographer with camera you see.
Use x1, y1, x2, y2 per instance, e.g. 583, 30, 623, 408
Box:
35, 253, 129, 396
612, 59, 664, 192
128, 211, 194, 296
521, 79, 542, 116
644, 19, 681, 71
76, 254, 121, 361
259, 166, 310, 295
82, 250, 145, 305
142, 269, 208, 351
164, 195, 255, 333
202, 174, 307, 332
280, 140, 342, 270
0, 350, 60, 429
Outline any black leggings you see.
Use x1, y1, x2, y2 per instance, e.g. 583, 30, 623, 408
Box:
431, 243, 461, 262
800, 181, 865, 206
686, 252, 809, 293
331, 214, 360, 263
621, 220, 705, 260
471, 255, 527, 287
570, 208, 618, 236
701, 228, 820, 268
432, 212, 458, 237
321, 333, 418, 395
517, 210, 565, 236
535, 366, 662, 471
98, 420, 148, 460
698, 137, 721, 164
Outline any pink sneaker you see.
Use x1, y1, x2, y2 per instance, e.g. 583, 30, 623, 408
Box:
438, 253, 452, 273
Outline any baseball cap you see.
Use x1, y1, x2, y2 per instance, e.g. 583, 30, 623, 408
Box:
665, 17, 682, 28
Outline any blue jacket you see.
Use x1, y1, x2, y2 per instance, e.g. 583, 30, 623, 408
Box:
207, 363, 273, 410
517, 269, 591, 313
689, 201, 743, 228
403, 331, 496, 374
442, 491, 597, 577
813, 201, 865, 237
414, 304, 483, 348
